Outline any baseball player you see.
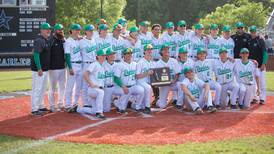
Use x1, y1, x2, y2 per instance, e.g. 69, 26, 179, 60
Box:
64, 23, 82, 112
113, 48, 145, 113
110, 23, 125, 62
117, 18, 129, 38
206, 24, 220, 59
175, 20, 191, 58
247, 25, 268, 104
234, 48, 260, 109
213, 47, 239, 109
190, 23, 206, 60
79, 24, 97, 107
31, 23, 52, 116
151, 24, 163, 61
124, 26, 142, 62
94, 19, 107, 39
102, 48, 117, 112
177, 47, 195, 109
95, 24, 112, 51
162, 22, 177, 58
82, 49, 106, 119
136, 44, 155, 114
155, 44, 181, 109
138, 21, 153, 55
181, 67, 217, 114
219, 25, 235, 58
193, 47, 221, 107
48, 23, 66, 112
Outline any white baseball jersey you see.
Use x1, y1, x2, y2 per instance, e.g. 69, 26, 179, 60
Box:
175, 32, 191, 57
103, 61, 115, 86
182, 77, 205, 99
113, 60, 137, 86
124, 39, 142, 62
190, 34, 206, 59
234, 60, 259, 85
155, 58, 180, 80
136, 58, 155, 83
110, 35, 126, 61
193, 59, 214, 82
79, 37, 97, 62
64, 37, 81, 61
206, 36, 221, 59
151, 35, 163, 60
138, 32, 153, 47
95, 35, 112, 51
87, 61, 105, 87
178, 58, 195, 82
161, 31, 177, 57
213, 59, 235, 84
219, 36, 235, 58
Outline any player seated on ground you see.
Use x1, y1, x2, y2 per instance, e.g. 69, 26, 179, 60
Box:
234, 48, 260, 109
180, 67, 217, 114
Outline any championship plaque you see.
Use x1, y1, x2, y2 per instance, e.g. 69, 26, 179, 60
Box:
150, 67, 171, 86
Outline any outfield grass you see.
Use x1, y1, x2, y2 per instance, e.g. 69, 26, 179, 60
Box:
0, 71, 274, 93
0, 135, 273, 154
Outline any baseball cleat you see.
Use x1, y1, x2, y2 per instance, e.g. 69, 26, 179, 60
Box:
39, 108, 50, 112
95, 113, 106, 120
117, 109, 128, 114
231, 105, 237, 110
143, 107, 151, 114
68, 104, 78, 113
259, 100, 265, 105
207, 106, 217, 113
194, 107, 204, 115
176, 105, 183, 110
31, 111, 43, 116
238, 105, 244, 109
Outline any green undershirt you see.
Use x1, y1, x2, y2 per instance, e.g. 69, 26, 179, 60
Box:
65, 53, 72, 69
114, 76, 123, 87
263, 50, 268, 64
33, 51, 41, 70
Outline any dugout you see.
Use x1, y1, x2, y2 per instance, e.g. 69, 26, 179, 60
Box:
0, 0, 55, 69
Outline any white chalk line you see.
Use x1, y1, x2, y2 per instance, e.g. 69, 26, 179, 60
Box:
217, 110, 274, 114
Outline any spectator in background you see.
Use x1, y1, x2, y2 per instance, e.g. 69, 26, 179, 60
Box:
265, 35, 273, 53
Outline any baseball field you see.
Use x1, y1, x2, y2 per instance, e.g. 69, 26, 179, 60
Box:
0, 71, 273, 154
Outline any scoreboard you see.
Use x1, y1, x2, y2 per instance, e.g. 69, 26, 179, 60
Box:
0, 0, 55, 68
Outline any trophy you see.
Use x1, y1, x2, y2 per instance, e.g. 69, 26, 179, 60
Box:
150, 67, 171, 86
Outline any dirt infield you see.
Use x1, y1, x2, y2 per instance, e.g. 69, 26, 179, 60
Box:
0, 96, 273, 145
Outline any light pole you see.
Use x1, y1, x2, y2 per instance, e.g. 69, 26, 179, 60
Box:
100, 0, 104, 19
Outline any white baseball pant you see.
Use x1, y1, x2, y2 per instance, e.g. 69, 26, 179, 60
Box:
88, 87, 104, 113
258, 69, 266, 102
238, 83, 256, 108
48, 69, 66, 110
184, 89, 213, 111
156, 83, 182, 109
208, 80, 221, 106
31, 71, 48, 112
103, 86, 115, 112
138, 82, 153, 109
220, 81, 239, 107
82, 63, 92, 106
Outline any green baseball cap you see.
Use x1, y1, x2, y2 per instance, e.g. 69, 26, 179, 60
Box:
183, 67, 193, 74
53, 23, 63, 31
177, 20, 186, 27
240, 48, 249, 53
179, 47, 188, 54
249, 25, 257, 32
210, 24, 218, 30
96, 18, 107, 25
144, 44, 153, 51
70, 23, 81, 30
118, 18, 127, 26
197, 47, 206, 54
98, 24, 108, 30
112, 23, 122, 31
235, 22, 245, 28
160, 43, 170, 52
219, 47, 228, 54
122, 48, 133, 54
106, 48, 116, 56
129, 26, 139, 33
222, 25, 231, 32
139, 21, 150, 27
96, 49, 106, 56
194, 23, 204, 30
84, 24, 95, 31
40, 23, 51, 30
165, 22, 174, 29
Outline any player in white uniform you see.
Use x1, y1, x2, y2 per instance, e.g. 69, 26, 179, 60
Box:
177, 47, 195, 109
162, 22, 177, 58
190, 24, 206, 60
206, 24, 221, 59
136, 44, 155, 114
175, 20, 191, 59
110, 23, 125, 62
234, 48, 260, 109
193, 47, 221, 107
95, 24, 112, 51
151, 24, 163, 61
79, 24, 97, 107
64, 23, 82, 112
219, 25, 235, 58
94, 19, 107, 39
155, 44, 181, 109
213, 47, 239, 109
82, 49, 106, 120
181, 67, 217, 114
124, 26, 142, 62
138, 21, 153, 56
113, 48, 145, 113
117, 18, 129, 38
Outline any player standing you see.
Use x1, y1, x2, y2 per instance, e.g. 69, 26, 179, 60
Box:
219, 25, 235, 58
162, 22, 177, 58
206, 24, 220, 59
124, 26, 142, 62
110, 23, 125, 62
175, 20, 191, 58
190, 23, 206, 60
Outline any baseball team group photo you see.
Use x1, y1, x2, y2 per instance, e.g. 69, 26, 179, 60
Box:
0, 0, 274, 153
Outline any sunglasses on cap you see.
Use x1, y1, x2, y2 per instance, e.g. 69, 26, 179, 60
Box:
241, 52, 249, 54
179, 25, 186, 27
237, 27, 244, 29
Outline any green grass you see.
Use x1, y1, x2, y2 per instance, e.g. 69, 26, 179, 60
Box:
0, 135, 273, 154
0, 71, 274, 93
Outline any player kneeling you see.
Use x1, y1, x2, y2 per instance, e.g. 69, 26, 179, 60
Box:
181, 67, 217, 114
82, 49, 106, 120
234, 48, 260, 109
